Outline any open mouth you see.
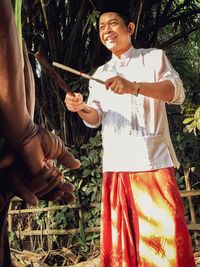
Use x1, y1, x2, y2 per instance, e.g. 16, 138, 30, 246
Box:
105, 36, 116, 42
105, 36, 117, 49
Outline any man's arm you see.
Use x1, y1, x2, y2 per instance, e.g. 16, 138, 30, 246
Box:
105, 49, 184, 104
65, 93, 100, 125
0, 0, 80, 176
105, 77, 175, 102
0, 0, 32, 146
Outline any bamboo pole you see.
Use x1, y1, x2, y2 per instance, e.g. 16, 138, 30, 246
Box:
183, 167, 197, 222
183, 167, 199, 245
14, 227, 100, 237
8, 201, 13, 233
180, 190, 200, 197
47, 201, 53, 251
187, 224, 200, 231
8, 203, 97, 214
28, 215, 34, 251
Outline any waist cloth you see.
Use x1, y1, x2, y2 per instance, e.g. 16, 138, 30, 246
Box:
100, 168, 195, 267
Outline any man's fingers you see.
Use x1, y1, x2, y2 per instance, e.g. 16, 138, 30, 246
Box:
36, 176, 62, 198
0, 152, 15, 170
58, 150, 81, 169
39, 181, 76, 202
105, 77, 116, 89
37, 126, 81, 170
56, 181, 75, 192
28, 167, 55, 193
67, 102, 85, 112
65, 93, 85, 112
12, 183, 38, 206
105, 76, 120, 90
62, 192, 76, 204
35, 170, 64, 198
41, 189, 64, 201
105, 80, 112, 90
45, 159, 55, 168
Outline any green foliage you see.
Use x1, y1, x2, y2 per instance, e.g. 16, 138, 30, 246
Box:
64, 131, 102, 206
173, 132, 200, 170
183, 106, 200, 135
83, 10, 100, 36
9, 231, 20, 250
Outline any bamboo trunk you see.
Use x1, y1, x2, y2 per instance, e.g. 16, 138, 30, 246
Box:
47, 201, 53, 251
183, 166, 198, 246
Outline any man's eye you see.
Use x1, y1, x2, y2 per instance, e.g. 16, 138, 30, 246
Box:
99, 26, 105, 30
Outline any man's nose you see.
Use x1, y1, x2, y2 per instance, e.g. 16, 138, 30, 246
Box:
104, 24, 112, 34
105, 26, 112, 35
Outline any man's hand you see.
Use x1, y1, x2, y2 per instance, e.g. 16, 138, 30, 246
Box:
0, 148, 76, 206
65, 93, 85, 113
3, 164, 76, 206
13, 168, 75, 205
105, 76, 135, 95
17, 125, 81, 176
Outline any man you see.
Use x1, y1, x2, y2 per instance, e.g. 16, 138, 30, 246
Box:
65, 2, 195, 267
0, 1, 80, 266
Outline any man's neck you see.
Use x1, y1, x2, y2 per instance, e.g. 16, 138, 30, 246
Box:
112, 44, 132, 58
112, 44, 133, 58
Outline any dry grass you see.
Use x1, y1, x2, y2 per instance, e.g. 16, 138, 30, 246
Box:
11, 248, 99, 267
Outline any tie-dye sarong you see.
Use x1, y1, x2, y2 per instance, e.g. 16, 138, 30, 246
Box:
100, 168, 195, 267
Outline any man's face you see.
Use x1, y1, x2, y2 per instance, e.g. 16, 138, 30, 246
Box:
99, 12, 133, 57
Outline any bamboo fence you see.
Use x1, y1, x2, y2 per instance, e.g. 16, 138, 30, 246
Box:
8, 191, 200, 237
8, 171, 200, 248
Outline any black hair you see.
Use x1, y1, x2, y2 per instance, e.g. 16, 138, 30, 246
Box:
99, 11, 130, 27
100, 1, 131, 26
116, 13, 130, 26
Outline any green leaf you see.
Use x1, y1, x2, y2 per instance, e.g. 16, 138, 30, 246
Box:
81, 143, 91, 149
12, 0, 23, 49
183, 117, 194, 124
83, 169, 92, 177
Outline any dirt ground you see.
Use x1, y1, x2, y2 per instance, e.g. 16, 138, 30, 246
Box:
11, 248, 100, 267
11, 249, 200, 267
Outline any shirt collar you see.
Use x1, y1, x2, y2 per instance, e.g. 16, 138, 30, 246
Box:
112, 46, 135, 62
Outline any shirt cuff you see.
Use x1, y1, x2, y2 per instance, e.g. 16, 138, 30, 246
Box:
83, 106, 102, 128
162, 78, 185, 105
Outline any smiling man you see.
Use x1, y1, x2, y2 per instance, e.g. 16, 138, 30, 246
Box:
65, 1, 195, 266
99, 12, 134, 55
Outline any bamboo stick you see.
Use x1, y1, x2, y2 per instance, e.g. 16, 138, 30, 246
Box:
52, 62, 105, 85
180, 190, 200, 197
47, 201, 53, 250
14, 227, 100, 237
184, 167, 197, 223
35, 52, 91, 114
8, 203, 97, 214
183, 167, 199, 245
8, 201, 13, 233
187, 224, 200, 231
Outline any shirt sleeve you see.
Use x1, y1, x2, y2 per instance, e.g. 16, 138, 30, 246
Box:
83, 72, 103, 128
156, 49, 185, 105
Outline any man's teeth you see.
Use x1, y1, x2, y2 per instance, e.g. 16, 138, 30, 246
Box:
106, 40, 116, 49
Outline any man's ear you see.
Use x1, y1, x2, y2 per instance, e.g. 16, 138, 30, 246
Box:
128, 22, 135, 35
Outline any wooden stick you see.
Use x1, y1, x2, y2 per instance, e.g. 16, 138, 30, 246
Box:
35, 52, 91, 113
53, 62, 105, 85
35, 52, 74, 96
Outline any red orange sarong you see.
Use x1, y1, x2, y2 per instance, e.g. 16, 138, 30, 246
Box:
100, 168, 195, 267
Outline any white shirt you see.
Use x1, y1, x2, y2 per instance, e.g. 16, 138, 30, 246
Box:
84, 46, 185, 172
